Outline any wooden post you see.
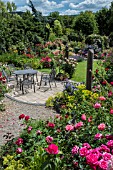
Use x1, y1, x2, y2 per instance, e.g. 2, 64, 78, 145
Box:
65, 43, 69, 59
86, 49, 94, 90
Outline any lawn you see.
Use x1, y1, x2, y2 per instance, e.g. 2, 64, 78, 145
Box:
72, 60, 99, 83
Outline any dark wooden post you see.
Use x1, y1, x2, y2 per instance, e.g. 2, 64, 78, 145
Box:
86, 49, 94, 90
65, 43, 69, 59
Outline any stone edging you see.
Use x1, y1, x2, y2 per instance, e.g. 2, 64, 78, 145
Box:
5, 94, 45, 106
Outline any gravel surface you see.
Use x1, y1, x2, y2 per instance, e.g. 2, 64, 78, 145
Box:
0, 97, 57, 146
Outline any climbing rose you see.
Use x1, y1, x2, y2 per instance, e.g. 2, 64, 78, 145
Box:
19, 114, 25, 119
65, 124, 74, 131
45, 144, 59, 154
16, 148, 23, 154
98, 123, 106, 131
46, 136, 53, 143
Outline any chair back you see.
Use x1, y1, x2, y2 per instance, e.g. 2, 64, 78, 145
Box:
49, 68, 56, 80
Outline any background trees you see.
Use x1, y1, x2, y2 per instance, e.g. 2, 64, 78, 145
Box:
0, 0, 113, 54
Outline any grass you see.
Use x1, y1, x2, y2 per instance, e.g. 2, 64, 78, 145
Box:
72, 60, 99, 83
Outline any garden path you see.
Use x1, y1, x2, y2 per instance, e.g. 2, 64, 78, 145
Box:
0, 97, 57, 146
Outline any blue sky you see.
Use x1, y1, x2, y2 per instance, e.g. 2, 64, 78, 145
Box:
2, 0, 113, 16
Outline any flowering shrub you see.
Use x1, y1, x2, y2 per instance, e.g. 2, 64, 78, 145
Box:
40, 56, 52, 68
59, 57, 78, 78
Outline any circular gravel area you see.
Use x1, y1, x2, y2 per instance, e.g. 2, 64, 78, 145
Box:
0, 97, 56, 146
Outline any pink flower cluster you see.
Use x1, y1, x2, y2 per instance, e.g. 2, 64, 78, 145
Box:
40, 56, 52, 63
71, 139, 113, 170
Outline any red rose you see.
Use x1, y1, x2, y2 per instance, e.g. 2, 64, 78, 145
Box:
19, 114, 25, 119
15, 138, 23, 146
45, 144, 59, 154
47, 122, 55, 128
25, 115, 30, 121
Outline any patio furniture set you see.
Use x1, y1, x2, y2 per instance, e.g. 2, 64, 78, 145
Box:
2, 66, 57, 94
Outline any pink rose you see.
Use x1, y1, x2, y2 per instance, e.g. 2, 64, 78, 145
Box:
98, 123, 106, 131
98, 159, 108, 170
45, 144, 59, 154
102, 152, 111, 161
105, 134, 113, 140
99, 144, 110, 153
75, 121, 83, 129
47, 122, 55, 128
71, 145, 79, 155
81, 114, 86, 121
110, 109, 113, 114
15, 138, 23, 146
19, 114, 25, 119
79, 147, 89, 157
106, 140, 113, 148
82, 143, 91, 149
27, 126, 32, 133
108, 91, 113, 97
110, 82, 113, 86
25, 115, 30, 121
46, 136, 53, 144
93, 103, 101, 109
65, 124, 74, 131
16, 148, 23, 154
88, 116, 93, 122
99, 96, 106, 101
36, 130, 42, 135
94, 133, 103, 140
86, 153, 99, 166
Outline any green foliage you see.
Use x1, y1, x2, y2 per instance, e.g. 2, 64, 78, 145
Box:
73, 11, 98, 36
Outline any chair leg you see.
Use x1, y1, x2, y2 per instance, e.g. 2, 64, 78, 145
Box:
22, 84, 24, 94
33, 83, 35, 93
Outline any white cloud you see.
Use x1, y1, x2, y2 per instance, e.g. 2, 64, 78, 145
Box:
2, 0, 113, 15
61, 9, 78, 15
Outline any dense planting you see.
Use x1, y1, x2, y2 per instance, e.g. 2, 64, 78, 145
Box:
0, 51, 113, 169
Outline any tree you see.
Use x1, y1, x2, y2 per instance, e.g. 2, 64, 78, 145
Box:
95, 8, 110, 36
53, 20, 62, 37
73, 11, 98, 36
